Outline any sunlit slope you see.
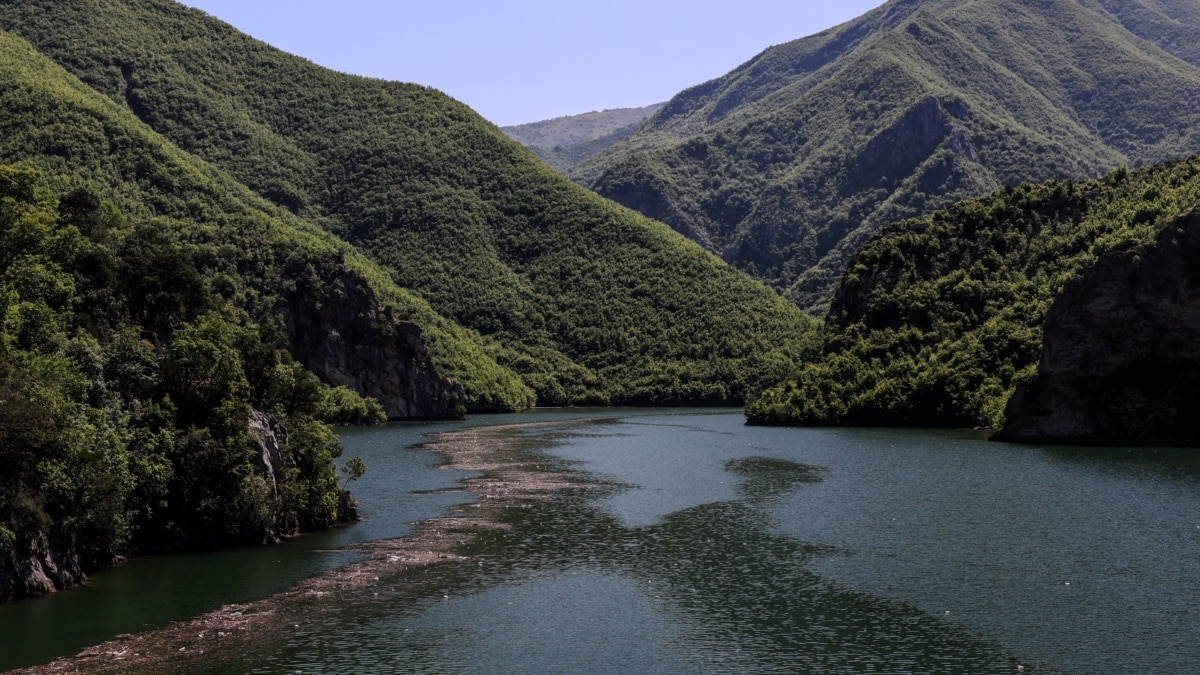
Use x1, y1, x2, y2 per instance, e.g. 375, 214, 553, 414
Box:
747, 158, 1200, 429
581, 0, 1200, 312
0, 26, 535, 412
0, 0, 816, 406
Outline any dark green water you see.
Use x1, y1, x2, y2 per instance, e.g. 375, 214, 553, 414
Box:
4, 410, 1200, 673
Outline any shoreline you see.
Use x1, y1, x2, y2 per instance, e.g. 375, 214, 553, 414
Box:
15, 418, 598, 674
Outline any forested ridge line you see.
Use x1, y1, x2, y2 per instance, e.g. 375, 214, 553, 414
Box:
581, 0, 1200, 313
0, 0, 817, 410
748, 158, 1200, 430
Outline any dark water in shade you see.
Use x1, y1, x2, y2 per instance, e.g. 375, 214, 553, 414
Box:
4, 410, 1200, 673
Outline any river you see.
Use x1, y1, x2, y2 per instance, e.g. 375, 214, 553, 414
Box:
2, 409, 1199, 673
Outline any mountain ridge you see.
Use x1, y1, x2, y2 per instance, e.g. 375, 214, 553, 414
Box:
0, 0, 815, 408
747, 156, 1200, 430
502, 104, 665, 176
580, 0, 1200, 312
502, 104, 664, 148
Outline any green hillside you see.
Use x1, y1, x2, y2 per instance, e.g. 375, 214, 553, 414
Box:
502, 104, 664, 175
0, 20, 524, 596
0, 0, 818, 596
0, 0, 814, 407
0, 22, 532, 414
581, 0, 1200, 313
746, 157, 1200, 429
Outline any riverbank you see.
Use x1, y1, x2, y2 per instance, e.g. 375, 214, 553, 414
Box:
15, 419, 596, 674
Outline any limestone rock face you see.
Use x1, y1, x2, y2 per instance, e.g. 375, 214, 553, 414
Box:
997, 210, 1200, 446
279, 262, 465, 421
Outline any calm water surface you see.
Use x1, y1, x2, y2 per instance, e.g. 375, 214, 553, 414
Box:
3, 409, 1199, 673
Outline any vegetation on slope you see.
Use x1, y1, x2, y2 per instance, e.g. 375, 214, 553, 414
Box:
0, 165, 372, 595
581, 0, 1200, 313
0, 0, 815, 407
0, 25, 534, 414
0, 21, 525, 596
746, 157, 1200, 428
502, 104, 664, 175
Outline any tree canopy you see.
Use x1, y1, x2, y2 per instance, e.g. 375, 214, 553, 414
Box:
581, 0, 1200, 313
747, 158, 1200, 429
0, 0, 816, 409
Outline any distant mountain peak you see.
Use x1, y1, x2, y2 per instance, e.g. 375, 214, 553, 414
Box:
579, 0, 1200, 312
500, 103, 664, 174
0, 0, 811, 408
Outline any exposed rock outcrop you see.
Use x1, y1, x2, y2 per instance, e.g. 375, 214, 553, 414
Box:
0, 536, 85, 602
997, 210, 1200, 446
248, 410, 286, 497
246, 409, 358, 540
851, 95, 976, 190
279, 260, 465, 421
248, 409, 291, 543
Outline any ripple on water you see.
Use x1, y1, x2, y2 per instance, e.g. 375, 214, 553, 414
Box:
27, 411, 1200, 674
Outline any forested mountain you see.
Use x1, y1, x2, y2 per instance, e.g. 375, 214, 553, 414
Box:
0, 22, 478, 598
746, 157, 1200, 431
580, 0, 1200, 312
0, 0, 813, 409
502, 104, 663, 174
0, 1, 817, 598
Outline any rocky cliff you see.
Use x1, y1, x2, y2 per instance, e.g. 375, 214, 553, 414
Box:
997, 210, 1200, 446
0, 537, 85, 602
279, 261, 466, 421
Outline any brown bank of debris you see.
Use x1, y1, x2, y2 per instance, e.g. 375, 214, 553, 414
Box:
17, 419, 597, 674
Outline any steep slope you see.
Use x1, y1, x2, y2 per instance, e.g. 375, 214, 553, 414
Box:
0, 22, 528, 415
582, 0, 1200, 312
502, 104, 664, 175
746, 158, 1200, 430
997, 209, 1200, 446
0, 23, 503, 599
0, 0, 815, 407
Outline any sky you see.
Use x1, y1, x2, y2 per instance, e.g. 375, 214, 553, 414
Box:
182, 1, 888, 127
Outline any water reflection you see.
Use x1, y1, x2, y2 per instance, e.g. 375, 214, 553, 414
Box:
0, 421, 470, 672
222, 418, 1028, 674
10, 410, 1200, 673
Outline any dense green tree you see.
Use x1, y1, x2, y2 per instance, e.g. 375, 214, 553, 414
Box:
0, 0, 815, 408
0, 169, 370, 595
748, 158, 1200, 429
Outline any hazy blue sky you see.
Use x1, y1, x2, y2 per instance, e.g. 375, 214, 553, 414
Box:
183, 1, 887, 126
